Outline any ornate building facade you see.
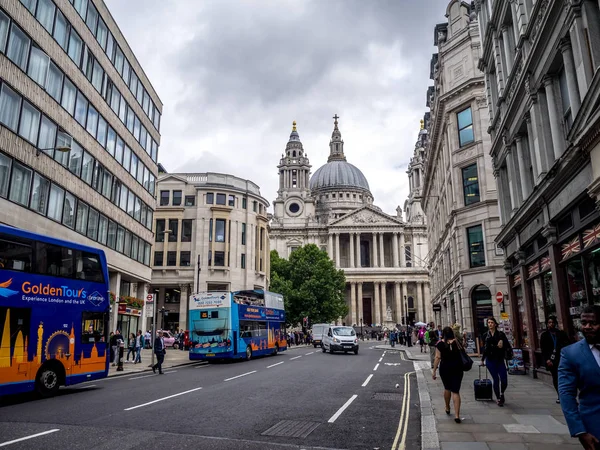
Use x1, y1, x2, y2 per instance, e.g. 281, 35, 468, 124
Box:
269, 118, 430, 328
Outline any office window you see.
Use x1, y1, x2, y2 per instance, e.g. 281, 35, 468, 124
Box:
155, 219, 165, 242
97, 116, 107, 147
241, 223, 246, 245
7, 25, 30, 71
0, 11, 8, 52
181, 219, 192, 242
216, 193, 226, 205
27, 46, 50, 87
87, 208, 99, 241
0, 154, 10, 199
457, 107, 474, 147
167, 251, 176, 266
0, 84, 22, 132
47, 183, 64, 222
19, 101, 41, 144
38, 116, 57, 158
98, 215, 108, 245
172, 190, 182, 206
9, 162, 32, 206
123, 230, 131, 257
241, 253, 246, 269
62, 192, 75, 228
75, 201, 88, 235
209, 219, 213, 242
467, 225, 485, 268
253, 201, 257, 212
67, 29, 83, 66
30, 173, 50, 215
160, 190, 169, 206
462, 164, 480, 205
154, 251, 163, 266
107, 220, 116, 249
185, 195, 195, 206
214, 251, 225, 267
242, 197, 247, 209
74, 91, 88, 126
206, 193, 214, 204
61, 78, 76, 115
86, 105, 99, 137
168, 219, 178, 242
45, 63, 63, 103
215, 219, 226, 242
228, 195, 235, 207
53, 9, 69, 50
180, 251, 191, 267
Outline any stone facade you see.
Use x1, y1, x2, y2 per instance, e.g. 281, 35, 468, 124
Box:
270, 119, 430, 329
0, 0, 162, 337
151, 172, 270, 331
476, 0, 600, 371
422, 0, 506, 338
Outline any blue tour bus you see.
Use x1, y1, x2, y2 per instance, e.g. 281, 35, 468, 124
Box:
188, 290, 287, 361
0, 224, 110, 397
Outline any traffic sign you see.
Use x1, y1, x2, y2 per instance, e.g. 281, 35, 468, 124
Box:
496, 291, 504, 303
146, 294, 155, 304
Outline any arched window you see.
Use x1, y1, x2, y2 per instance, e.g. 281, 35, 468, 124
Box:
293, 151, 296, 157
405, 246, 412, 267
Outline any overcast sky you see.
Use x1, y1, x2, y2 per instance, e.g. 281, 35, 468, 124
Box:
105, 0, 450, 215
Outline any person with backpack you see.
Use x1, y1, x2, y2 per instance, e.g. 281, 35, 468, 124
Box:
428, 323, 440, 366
481, 317, 512, 407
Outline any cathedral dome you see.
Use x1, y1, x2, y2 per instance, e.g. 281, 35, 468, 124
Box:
310, 160, 370, 192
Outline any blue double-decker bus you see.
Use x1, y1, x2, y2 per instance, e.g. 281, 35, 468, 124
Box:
0, 225, 110, 397
188, 290, 287, 361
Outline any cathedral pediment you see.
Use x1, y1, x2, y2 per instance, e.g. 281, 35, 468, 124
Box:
329, 207, 403, 228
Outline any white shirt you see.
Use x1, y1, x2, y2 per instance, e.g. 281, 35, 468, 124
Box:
589, 344, 600, 368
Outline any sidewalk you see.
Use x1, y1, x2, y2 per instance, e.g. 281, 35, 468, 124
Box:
376, 344, 579, 450
108, 348, 197, 377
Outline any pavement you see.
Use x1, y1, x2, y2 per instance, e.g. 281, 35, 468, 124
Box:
375, 343, 580, 450
108, 347, 196, 377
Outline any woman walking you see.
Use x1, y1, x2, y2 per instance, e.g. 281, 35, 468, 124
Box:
418, 327, 427, 353
540, 316, 569, 403
481, 317, 511, 406
126, 333, 136, 362
432, 327, 464, 423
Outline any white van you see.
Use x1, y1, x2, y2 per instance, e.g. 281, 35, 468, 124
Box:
322, 326, 359, 354
310, 324, 330, 348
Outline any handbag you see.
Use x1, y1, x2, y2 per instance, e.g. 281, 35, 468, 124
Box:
457, 341, 473, 372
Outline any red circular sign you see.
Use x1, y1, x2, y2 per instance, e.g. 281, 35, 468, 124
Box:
146, 294, 153, 302
496, 292, 504, 303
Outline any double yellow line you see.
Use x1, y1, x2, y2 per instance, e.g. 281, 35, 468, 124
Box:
391, 371, 415, 450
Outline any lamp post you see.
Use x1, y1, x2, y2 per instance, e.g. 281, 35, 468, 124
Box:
360, 317, 363, 340
404, 295, 409, 327
36, 135, 72, 157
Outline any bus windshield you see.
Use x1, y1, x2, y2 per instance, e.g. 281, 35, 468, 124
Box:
191, 312, 230, 347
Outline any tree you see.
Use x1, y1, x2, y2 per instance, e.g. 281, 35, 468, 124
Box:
269, 244, 347, 327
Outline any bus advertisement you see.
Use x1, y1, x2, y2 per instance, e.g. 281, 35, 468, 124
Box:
188, 290, 287, 361
0, 225, 110, 397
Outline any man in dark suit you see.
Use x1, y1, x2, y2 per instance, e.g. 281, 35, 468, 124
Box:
152, 331, 165, 374
559, 305, 600, 450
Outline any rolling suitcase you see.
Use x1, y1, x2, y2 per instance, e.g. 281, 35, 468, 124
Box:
474, 365, 493, 401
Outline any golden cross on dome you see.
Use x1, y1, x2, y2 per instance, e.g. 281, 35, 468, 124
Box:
420, 119, 424, 130
292, 121, 297, 132
333, 114, 339, 125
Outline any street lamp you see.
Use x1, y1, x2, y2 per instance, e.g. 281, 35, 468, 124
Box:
36, 135, 72, 157
360, 317, 363, 340
404, 295, 409, 326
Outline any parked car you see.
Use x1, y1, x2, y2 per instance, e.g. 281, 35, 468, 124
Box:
322, 326, 359, 354
160, 330, 176, 347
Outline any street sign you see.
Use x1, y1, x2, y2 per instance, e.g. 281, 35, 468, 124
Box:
146, 301, 154, 318
432, 304, 442, 312
146, 293, 155, 304
496, 291, 504, 303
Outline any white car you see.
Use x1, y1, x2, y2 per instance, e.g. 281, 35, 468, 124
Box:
322, 326, 359, 354
311, 323, 330, 348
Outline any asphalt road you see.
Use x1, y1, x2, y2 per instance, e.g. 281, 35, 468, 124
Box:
0, 344, 420, 450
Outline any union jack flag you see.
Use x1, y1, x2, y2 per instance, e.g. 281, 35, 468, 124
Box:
528, 263, 540, 278
561, 237, 581, 260
583, 223, 600, 249
540, 256, 551, 272
513, 274, 522, 287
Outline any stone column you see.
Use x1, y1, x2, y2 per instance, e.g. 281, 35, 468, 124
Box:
109, 272, 121, 332
501, 25, 513, 74
542, 76, 565, 160
335, 233, 340, 268
515, 135, 531, 199
394, 282, 402, 324
357, 282, 364, 326
328, 234, 333, 260
559, 38, 581, 118
350, 282, 357, 326
356, 233, 362, 268
392, 232, 399, 267
420, 282, 427, 324
506, 149, 519, 212
378, 232, 385, 268
381, 282, 387, 324
525, 114, 541, 181
372, 233, 379, 268
349, 232, 355, 268
399, 233, 406, 267
401, 282, 408, 324
178, 284, 188, 331
137, 282, 149, 333
374, 282, 381, 326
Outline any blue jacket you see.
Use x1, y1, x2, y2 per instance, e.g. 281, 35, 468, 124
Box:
558, 339, 600, 438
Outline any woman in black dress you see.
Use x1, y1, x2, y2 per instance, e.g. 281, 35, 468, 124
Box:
432, 326, 464, 423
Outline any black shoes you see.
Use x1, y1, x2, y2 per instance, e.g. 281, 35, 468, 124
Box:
454, 418, 461, 423
498, 395, 505, 407
152, 366, 156, 373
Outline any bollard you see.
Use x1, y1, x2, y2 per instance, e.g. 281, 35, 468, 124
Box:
116, 341, 125, 371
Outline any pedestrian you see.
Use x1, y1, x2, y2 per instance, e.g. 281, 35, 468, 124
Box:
126, 333, 136, 362
418, 327, 427, 353
135, 330, 144, 364
540, 316, 569, 403
432, 326, 464, 423
428, 322, 440, 367
110, 330, 121, 366
108, 331, 115, 363
558, 305, 600, 450
406, 326, 413, 347
144, 330, 151, 349
152, 331, 165, 374
481, 317, 511, 407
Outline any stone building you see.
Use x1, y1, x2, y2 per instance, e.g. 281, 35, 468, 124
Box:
476, 0, 600, 373
422, 1, 507, 340
150, 172, 270, 331
269, 118, 430, 328
0, 0, 162, 337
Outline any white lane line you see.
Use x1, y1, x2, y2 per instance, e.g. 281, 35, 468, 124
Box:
129, 373, 156, 380
374, 363, 380, 371
267, 362, 284, 368
290, 356, 302, 360
378, 357, 383, 362
0, 429, 60, 447
328, 395, 358, 423
76, 384, 96, 389
305, 351, 314, 355
124, 387, 202, 411
195, 364, 210, 368
163, 370, 177, 374
224, 370, 257, 382
362, 374, 373, 387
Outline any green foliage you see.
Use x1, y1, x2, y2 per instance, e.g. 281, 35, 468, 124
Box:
269, 245, 347, 327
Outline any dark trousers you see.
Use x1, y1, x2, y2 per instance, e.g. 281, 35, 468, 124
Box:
549, 366, 559, 394
153, 352, 164, 373
486, 358, 508, 399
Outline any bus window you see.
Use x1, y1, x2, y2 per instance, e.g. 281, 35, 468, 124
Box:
75, 251, 104, 282
82, 311, 107, 343
35, 242, 74, 277
0, 236, 33, 272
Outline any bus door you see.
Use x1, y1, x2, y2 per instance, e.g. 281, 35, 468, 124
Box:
233, 331, 237, 355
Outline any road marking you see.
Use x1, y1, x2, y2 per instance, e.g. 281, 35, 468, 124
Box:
328, 395, 358, 423
76, 384, 96, 389
195, 364, 210, 369
128, 373, 156, 380
391, 371, 414, 450
385, 363, 402, 366
224, 370, 257, 382
361, 374, 373, 387
305, 351, 314, 355
0, 429, 60, 447
267, 362, 284, 368
163, 370, 177, 374
290, 356, 302, 360
378, 358, 383, 362
124, 387, 203, 411
374, 363, 379, 371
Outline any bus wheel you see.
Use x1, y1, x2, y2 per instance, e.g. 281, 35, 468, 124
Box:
272, 345, 279, 356
36, 365, 61, 397
246, 346, 252, 360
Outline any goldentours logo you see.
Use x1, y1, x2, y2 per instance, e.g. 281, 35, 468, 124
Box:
0, 279, 19, 298
88, 291, 105, 306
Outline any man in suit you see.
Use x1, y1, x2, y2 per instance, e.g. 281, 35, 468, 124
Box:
558, 305, 600, 450
152, 331, 165, 374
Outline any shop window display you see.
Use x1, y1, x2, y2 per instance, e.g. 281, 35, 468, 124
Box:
566, 258, 586, 331
516, 285, 529, 348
